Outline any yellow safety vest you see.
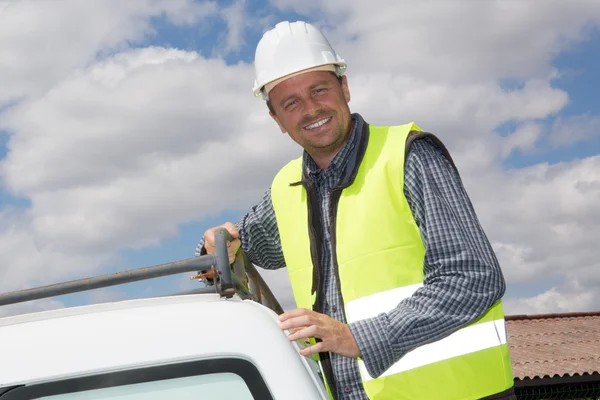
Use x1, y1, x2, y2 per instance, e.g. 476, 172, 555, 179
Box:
270, 121, 514, 399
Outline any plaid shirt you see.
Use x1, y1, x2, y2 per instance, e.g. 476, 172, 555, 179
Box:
195, 113, 506, 399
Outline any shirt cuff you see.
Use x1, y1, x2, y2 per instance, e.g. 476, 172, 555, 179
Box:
348, 314, 395, 378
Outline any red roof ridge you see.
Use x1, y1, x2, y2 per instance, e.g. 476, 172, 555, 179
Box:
510, 336, 599, 339
506, 311, 600, 320
510, 339, 600, 348
510, 330, 599, 337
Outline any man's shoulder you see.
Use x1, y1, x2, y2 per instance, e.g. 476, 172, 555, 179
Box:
405, 130, 459, 172
271, 154, 304, 189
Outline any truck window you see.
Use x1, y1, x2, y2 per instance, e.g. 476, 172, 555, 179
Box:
37, 372, 252, 400
2, 358, 273, 400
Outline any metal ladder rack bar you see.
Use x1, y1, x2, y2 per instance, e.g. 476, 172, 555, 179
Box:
0, 256, 216, 307
243, 254, 284, 315
0, 228, 234, 307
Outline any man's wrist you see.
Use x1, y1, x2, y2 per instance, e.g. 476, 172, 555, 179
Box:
348, 315, 396, 378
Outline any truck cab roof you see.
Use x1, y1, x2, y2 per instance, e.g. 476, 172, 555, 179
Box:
0, 229, 329, 399
0, 293, 328, 399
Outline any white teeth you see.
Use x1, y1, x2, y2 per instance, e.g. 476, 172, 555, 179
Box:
305, 117, 331, 130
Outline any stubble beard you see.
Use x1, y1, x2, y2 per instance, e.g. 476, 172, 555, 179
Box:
304, 114, 351, 155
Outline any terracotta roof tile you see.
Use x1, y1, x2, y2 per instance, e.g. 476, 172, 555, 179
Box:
506, 311, 600, 380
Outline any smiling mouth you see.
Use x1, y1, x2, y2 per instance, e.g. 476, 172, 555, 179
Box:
304, 117, 332, 130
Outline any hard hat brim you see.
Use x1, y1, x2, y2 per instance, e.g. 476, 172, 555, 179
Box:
254, 63, 346, 100
264, 64, 338, 94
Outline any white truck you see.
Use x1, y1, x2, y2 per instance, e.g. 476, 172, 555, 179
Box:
0, 229, 330, 400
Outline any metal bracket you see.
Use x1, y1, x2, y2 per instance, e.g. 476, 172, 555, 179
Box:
0, 228, 284, 315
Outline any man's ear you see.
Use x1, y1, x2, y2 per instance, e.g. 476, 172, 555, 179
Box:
270, 111, 287, 134
341, 75, 351, 103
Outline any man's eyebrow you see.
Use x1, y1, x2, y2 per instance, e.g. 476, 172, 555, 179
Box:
309, 80, 331, 89
280, 94, 297, 107
279, 80, 332, 107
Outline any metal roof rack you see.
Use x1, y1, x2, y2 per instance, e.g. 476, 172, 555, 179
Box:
0, 228, 284, 315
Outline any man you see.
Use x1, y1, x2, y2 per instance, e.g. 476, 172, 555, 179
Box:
195, 21, 515, 400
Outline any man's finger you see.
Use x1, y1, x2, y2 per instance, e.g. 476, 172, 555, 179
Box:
227, 238, 241, 263
280, 314, 314, 331
300, 341, 325, 357
279, 307, 312, 322
203, 222, 240, 259
287, 325, 319, 342
221, 222, 239, 239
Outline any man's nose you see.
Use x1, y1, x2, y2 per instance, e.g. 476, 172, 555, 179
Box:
303, 96, 321, 117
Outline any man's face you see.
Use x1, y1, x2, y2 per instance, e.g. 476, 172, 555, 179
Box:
267, 70, 352, 158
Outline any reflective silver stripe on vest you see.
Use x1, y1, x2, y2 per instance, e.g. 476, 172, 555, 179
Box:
345, 285, 508, 381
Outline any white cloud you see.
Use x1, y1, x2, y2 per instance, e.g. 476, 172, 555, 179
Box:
0, 298, 65, 319
468, 155, 600, 312
0, 0, 219, 104
348, 75, 569, 150
1, 0, 600, 318
501, 123, 543, 158
504, 287, 599, 315
0, 46, 298, 256
87, 288, 130, 304
0, 208, 118, 293
549, 114, 600, 146
217, 0, 248, 54
271, 0, 600, 83
0, 1, 9, 15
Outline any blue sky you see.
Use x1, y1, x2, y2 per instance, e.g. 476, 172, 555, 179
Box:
500, 28, 600, 169
1, 1, 599, 316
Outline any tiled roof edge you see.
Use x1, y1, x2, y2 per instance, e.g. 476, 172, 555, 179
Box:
514, 371, 600, 381
506, 311, 600, 321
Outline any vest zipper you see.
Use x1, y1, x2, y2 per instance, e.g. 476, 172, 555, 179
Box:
328, 186, 349, 325
301, 179, 324, 311
325, 185, 350, 400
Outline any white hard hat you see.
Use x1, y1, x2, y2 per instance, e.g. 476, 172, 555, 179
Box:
252, 21, 347, 100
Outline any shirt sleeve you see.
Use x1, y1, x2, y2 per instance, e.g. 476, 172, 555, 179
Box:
348, 136, 507, 378
194, 187, 287, 270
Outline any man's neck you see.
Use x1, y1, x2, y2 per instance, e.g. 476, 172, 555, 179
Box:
311, 150, 341, 170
